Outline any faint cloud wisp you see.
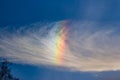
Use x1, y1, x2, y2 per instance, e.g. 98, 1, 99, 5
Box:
0, 20, 120, 72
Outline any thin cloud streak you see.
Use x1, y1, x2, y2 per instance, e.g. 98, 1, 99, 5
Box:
0, 20, 120, 72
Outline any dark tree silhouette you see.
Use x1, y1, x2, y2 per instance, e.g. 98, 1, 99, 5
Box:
0, 59, 19, 80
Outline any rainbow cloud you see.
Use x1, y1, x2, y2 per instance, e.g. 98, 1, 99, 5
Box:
53, 21, 68, 65
0, 20, 120, 72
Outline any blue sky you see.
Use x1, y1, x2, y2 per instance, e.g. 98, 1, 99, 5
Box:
0, 0, 120, 26
0, 0, 120, 80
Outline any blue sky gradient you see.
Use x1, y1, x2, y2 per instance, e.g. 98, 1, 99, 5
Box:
0, 0, 120, 80
0, 0, 120, 26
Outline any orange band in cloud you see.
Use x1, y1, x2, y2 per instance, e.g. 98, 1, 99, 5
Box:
54, 21, 68, 65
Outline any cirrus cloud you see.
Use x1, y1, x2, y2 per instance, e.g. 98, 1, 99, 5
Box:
0, 20, 120, 72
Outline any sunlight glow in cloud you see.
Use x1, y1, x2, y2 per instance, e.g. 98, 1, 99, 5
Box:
0, 20, 120, 72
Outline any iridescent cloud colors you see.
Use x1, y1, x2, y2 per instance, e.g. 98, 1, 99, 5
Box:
0, 20, 120, 72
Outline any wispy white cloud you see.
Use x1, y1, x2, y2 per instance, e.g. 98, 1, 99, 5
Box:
0, 20, 120, 72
